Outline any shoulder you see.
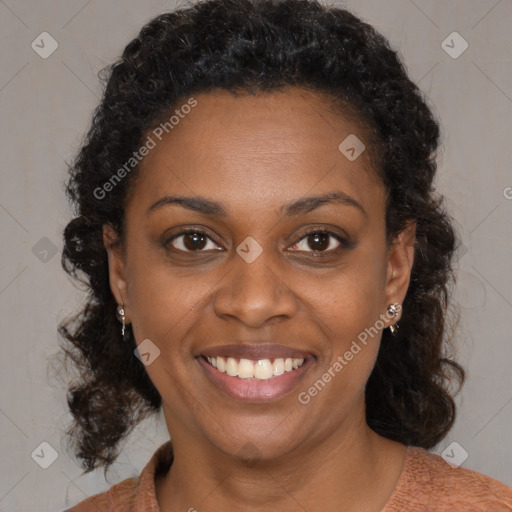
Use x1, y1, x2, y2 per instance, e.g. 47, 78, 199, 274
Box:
64, 441, 173, 512
64, 476, 139, 512
385, 446, 512, 512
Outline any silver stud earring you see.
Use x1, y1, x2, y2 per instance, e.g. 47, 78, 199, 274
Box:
116, 303, 126, 340
387, 302, 401, 335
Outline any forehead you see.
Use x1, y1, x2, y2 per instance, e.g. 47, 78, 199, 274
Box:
126, 87, 385, 220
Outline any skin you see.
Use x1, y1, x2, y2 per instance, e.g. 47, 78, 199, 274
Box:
103, 87, 416, 512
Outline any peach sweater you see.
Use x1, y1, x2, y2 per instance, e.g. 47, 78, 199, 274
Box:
66, 441, 512, 511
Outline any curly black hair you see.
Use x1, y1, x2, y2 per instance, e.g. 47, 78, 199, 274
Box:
59, 0, 465, 473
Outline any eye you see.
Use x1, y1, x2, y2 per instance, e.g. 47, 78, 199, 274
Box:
167, 229, 222, 252
288, 230, 346, 253
165, 228, 350, 254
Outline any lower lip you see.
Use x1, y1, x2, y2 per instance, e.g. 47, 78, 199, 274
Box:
197, 356, 314, 402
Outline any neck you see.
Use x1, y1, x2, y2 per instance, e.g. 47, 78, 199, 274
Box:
155, 409, 407, 512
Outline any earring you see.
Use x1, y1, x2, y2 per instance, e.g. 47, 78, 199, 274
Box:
387, 302, 401, 335
116, 303, 126, 340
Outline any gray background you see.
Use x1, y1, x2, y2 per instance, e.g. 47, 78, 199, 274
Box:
0, 0, 511, 510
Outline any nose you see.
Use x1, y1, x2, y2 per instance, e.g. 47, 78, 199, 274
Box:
213, 245, 298, 328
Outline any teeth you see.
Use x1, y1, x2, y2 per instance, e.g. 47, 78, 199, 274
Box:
217, 357, 226, 373
238, 358, 255, 379
273, 358, 285, 376
254, 359, 273, 380
226, 357, 238, 377
205, 356, 305, 380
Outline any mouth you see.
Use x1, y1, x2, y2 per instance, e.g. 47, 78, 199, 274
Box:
196, 344, 314, 402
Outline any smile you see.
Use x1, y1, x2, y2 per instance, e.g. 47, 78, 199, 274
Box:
198, 353, 313, 402
204, 356, 306, 380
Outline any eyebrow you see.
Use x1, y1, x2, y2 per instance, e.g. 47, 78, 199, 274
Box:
147, 191, 367, 218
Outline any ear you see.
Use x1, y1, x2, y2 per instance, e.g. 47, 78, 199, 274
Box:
103, 223, 130, 322
384, 220, 416, 323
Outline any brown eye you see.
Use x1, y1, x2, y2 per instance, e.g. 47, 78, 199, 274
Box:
289, 230, 346, 253
168, 230, 221, 252
306, 232, 330, 251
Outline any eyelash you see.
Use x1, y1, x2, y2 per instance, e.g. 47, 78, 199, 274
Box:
165, 228, 350, 255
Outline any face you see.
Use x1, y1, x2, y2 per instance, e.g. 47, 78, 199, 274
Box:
104, 87, 415, 461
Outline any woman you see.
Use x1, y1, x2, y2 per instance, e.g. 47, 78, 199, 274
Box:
60, 0, 512, 510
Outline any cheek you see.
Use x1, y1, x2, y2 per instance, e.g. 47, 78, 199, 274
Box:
126, 251, 230, 404
300, 252, 387, 397
305, 250, 387, 338
126, 264, 207, 417
126, 244, 214, 343
299, 292, 383, 416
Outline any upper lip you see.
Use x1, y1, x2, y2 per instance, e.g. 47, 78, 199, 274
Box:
199, 343, 311, 360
